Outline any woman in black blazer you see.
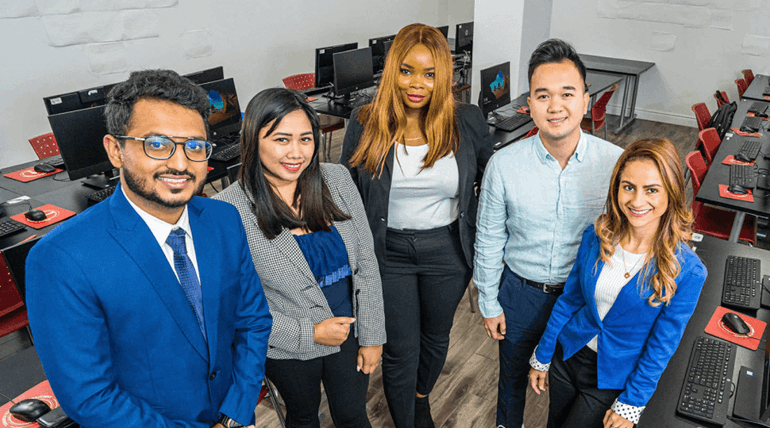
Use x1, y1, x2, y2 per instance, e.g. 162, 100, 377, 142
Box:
341, 23, 495, 428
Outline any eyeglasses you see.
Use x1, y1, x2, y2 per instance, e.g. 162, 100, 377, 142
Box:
115, 135, 213, 162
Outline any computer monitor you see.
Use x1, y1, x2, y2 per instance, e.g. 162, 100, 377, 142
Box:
436, 25, 449, 38
183, 66, 225, 84
333, 47, 375, 99
479, 62, 511, 118
43, 85, 110, 116
369, 35, 396, 74
456, 21, 473, 53
1, 236, 42, 304
315, 42, 359, 88
199, 78, 242, 140
384, 40, 393, 59
48, 105, 114, 187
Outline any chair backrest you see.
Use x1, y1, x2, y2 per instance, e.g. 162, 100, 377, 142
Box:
282, 73, 315, 91
524, 126, 539, 139
743, 69, 755, 86
713, 91, 729, 108
685, 150, 708, 195
0, 252, 25, 318
736, 78, 748, 99
698, 128, 722, 165
691, 103, 711, 132
28, 132, 60, 160
591, 83, 619, 121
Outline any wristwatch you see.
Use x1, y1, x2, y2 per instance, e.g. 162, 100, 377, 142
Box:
217, 414, 244, 428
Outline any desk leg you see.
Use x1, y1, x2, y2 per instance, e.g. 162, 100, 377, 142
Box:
613, 76, 631, 134
728, 211, 746, 243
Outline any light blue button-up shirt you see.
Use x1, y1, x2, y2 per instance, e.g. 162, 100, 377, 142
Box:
473, 131, 623, 318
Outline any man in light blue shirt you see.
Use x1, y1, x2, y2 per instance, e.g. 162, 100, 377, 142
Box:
473, 39, 622, 428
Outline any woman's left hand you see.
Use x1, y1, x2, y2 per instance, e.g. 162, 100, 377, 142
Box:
603, 409, 633, 428
357, 345, 383, 374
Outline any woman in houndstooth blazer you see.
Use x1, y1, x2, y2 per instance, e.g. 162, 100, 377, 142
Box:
213, 88, 385, 428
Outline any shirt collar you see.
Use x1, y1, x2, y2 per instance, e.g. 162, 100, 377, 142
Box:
122, 190, 192, 245
533, 129, 587, 164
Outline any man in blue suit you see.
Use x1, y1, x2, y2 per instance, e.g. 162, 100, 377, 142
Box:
26, 69, 272, 428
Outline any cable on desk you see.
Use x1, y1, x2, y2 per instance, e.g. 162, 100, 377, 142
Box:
52, 171, 72, 182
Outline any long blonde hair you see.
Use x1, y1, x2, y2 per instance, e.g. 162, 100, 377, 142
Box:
349, 23, 457, 176
595, 138, 693, 306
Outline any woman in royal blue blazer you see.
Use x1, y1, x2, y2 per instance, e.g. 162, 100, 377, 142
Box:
528, 138, 707, 428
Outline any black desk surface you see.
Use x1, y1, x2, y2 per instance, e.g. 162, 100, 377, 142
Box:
640, 235, 770, 427
743, 75, 770, 102
578, 53, 655, 76
0, 347, 46, 406
695, 99, 770, 218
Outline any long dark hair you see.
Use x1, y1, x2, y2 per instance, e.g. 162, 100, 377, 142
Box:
238, 88, 350, 239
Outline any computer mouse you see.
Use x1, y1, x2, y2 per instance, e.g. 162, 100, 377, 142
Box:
722, 312, 751, 335
734, 153, 752, 163
9, 398, 51, 422
728, 184, 749, 195
24, 209, 47, 222
33, 163, 56, 174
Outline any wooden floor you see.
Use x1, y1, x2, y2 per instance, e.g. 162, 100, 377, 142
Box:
249, 114, 702, 428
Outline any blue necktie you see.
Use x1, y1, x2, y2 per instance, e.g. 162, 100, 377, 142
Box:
166, 228, 207, 342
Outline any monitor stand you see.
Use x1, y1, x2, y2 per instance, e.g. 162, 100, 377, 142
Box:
330, 93, 353, 107
82, 169, 119, 190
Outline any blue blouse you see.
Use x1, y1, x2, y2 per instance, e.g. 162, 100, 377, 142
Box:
294, 225, 353, 318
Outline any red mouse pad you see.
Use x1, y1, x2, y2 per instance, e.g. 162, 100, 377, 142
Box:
719, 184, 754, 202
705, 306, 766, 350
516, 106, 530, 115
3, 167, 62, 183
722, 155, 755, 166
746, 112, 770, 120
10, 204, 75, 229
0, 380, 58, 428
731, 127, 763, 138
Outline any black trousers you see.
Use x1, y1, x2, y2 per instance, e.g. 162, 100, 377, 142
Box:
265, 329, 371, 428
379, 222, 471, 428
548, 344, 623, 428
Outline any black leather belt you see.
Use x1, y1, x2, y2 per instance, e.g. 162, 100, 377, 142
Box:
521, 278, 565, 295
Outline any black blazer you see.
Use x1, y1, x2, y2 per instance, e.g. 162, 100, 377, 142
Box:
340, 103, 496, 268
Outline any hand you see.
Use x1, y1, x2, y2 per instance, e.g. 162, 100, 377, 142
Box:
313, 317, 355, 346
603, 409, 633, 428
211, 424, 224, 428
483, 313, 506, 340
528, 368, 547, 395
357, 345, 383, 374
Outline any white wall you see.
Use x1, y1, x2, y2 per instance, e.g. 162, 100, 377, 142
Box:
0, 0, 447, 169
446, 0, 475, 38
518, 0, 553, 94
549, 0, 769, 127
472, 0, 525, 105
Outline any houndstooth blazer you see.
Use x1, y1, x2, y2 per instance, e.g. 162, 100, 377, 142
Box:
213, 163, 386, 360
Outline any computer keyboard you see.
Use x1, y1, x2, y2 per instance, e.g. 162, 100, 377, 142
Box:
86, 185, 116, 206
748, 102, 767, 115
740, 116, 763, 133
345, 95, 373, 109
729, 164, 757, 189
677, 335, 736, 425
0, 218, 25, 239
43, 154, 65, 169
492, 114, 531, 132
736, 139, 762, 162
722, 255, 761, 310
210, 144, 241, 162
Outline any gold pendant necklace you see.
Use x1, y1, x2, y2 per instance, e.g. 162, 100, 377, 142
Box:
621, 247, 645, 279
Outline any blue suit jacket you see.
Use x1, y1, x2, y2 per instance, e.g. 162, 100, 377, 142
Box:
26, 185, 272, 427
535, 225, 707, 407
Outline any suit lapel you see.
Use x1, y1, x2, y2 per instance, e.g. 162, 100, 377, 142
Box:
106, 186, 208, 361
272, 229, 317, 284
189, 199, 219, 363
602, 265, 655, 323
455, 135, 471, 208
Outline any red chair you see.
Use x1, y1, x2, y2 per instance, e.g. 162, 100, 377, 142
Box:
698, 128, 722, 165
283, 73, 345, 162
28, 132, 60, 160
736, 78, 748, 100
0, 251, 30, 340
580, 83, 619, 139
524, 125, 539, 139
691, 103, 711, 132
713, 91, 730, 108
685, 151, 757, 244
743, 69, 755, 86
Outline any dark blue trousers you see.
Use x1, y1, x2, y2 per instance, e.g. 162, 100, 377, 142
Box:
496, 266, 560, 428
